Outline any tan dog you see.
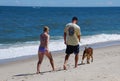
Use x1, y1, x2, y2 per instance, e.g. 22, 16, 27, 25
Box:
81, 47, 93, 64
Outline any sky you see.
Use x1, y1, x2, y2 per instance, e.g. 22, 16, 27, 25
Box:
0, 0, 120, 7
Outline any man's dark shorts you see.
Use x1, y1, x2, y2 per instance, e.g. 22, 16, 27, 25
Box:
65, 45, 80, 55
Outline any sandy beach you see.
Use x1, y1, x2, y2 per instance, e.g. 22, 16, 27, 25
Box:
0, 45, 120, 81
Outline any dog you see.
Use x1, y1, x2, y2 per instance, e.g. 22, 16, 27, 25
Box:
81, 47, 93, 64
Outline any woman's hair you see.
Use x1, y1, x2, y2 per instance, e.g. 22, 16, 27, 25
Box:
43, 26, 49, 32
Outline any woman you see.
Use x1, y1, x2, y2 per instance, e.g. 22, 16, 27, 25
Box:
37, 26, 55, 74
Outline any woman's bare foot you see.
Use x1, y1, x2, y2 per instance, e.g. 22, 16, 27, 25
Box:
63, 65, 67, 70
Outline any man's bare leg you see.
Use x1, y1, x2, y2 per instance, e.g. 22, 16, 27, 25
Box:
75, 54, 79, 68
37, 52, 44, 74
45, 51, 55, 71
63, 54, 70, 70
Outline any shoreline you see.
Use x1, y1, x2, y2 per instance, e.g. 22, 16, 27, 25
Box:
0, 43, 120, 66
0, 50, 65, 67
0, 40, 120, 65
0, 44, 120, 81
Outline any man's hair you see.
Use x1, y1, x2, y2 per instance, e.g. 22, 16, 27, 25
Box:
72, 16, 78, 21
43, 26, 49, 32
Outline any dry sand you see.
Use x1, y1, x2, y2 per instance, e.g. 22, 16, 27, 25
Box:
0, 45, 120, 81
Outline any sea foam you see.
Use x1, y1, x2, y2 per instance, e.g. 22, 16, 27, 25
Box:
0, 34, 120, 60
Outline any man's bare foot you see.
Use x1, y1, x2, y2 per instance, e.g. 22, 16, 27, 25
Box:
36, 71, 40, 74
75, 64, 78, 68
63, 65, 67, 70
74, 66, 78, 68
52, 68, 56, 71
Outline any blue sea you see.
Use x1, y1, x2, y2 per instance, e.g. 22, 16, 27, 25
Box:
0, 6, 120, 60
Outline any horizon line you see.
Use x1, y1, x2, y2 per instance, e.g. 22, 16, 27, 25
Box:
0, 5, 120, 8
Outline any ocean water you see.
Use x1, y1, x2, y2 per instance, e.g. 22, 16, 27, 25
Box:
0, 6, 120, 60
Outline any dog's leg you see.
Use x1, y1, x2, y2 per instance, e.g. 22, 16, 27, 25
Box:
91, 50, 93, 62
87, 55, 90, 64
81, 56, 84, 64
81, 52, 86, 64
91, 55, 93, 62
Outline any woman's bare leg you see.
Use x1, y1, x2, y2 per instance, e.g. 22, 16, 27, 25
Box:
45, 51, 55, 71
37, 52, 44, 74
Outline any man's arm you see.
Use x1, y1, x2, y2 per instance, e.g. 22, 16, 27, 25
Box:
78, 35, 80, 42
77, 27, 81, 42
64, 32, 67, 45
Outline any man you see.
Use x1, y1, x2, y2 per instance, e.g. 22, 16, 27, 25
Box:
37, 26, 55, 74
63, 17, 81, 70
